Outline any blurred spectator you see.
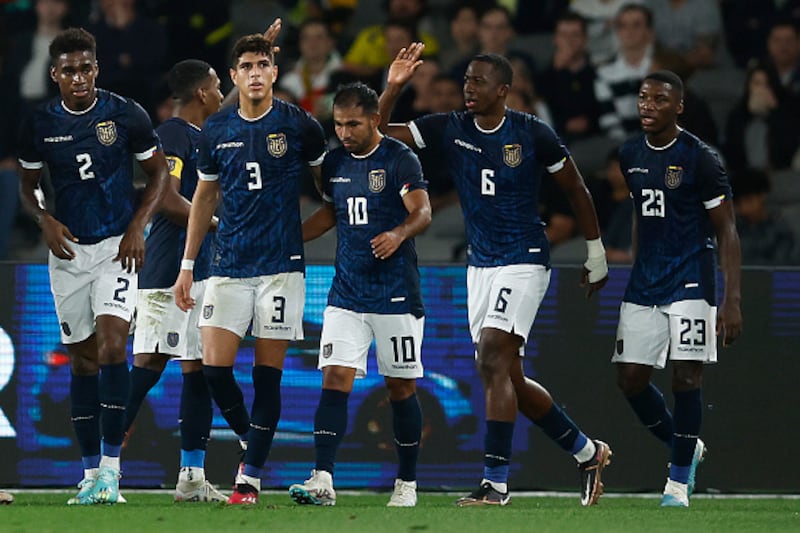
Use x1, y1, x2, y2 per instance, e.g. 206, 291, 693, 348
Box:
723, 61, 800, 173
595, 3, 654, 141
570, 0, 644, 65
722, 0, 800, 68
279, 18, 342, 120
766, 19, 800, 97
733, 168, 800, 265
438, 2, 481, 72
450, 5, 536, 81
590, 148, 633, 263
87, 0, 167, 118
428, 73, 464, 114
342, 0, 439, 77
646, 0, 722, 70
650, 50, 718, 146
537, 11, 602, 143
512, 0, 571, 34
505, 86, 554, 126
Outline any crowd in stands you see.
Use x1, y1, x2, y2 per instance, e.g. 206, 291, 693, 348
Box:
1, 0, 799, 265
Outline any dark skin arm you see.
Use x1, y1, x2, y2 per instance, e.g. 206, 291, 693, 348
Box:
708, 199, 742, 346
159, 174, 218, 231
116, 152, 170, 272
371, 188, 432, 259
377, 43, 425, 144
302, 200, 336, 242
19, 166, 78, 259
551, 158, 608, 297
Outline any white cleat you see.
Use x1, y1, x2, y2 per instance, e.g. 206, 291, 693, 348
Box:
387, 479, 417, 507
289, 469, 336, 506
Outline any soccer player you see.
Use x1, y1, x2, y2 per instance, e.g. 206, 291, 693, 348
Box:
613, 70, 742, 507
124, 59, 226, 502
17, 28, 171, 504
173, 33, 327, 505
288, 82, 431, 508
379, 45, 612, 506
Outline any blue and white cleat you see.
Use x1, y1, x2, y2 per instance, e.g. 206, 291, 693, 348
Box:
660, 478, 689, 507
687, 439, 706, 496
66, 475, 96, 505
90, 466, 122, 504
289, 470, 336, 506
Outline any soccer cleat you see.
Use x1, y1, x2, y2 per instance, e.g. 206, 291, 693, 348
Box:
387, 479, 417, 507
90, 466, 122, 504
0, 491, 14, 504
660, 478, 689, 507
455, 481, 510, 507
579, 440, 612, 506
67, 476, 97, 505
289, 469, 336, 506
687, 439, 706, 496
227, 483, 259, 505
175, 478, 228, 502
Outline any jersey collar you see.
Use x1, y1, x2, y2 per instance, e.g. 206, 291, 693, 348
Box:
61, 97, 98, 115
474, 115, 506, 134
349, 134, 384, 159
645, 127, 683, 151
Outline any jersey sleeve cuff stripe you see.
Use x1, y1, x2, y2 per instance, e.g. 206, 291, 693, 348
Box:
407, 122, 426, 149
322, 193, 333, 202
19, 159, 43, 169
546, 157, 566, 173
198, 171, 219, 181
703, 194, 726, 209
309, 151, 326, 166
134, 146, 158, 161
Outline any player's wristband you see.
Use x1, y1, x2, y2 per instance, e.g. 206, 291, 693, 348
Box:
584, 238, 608, 283
180, 259, 195, 271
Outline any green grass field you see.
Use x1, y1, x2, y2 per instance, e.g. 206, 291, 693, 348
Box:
1, 492, 798, 533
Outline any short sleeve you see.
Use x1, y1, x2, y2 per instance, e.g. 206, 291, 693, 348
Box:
394, 149, 427, 197
696, 146, 730, 210
531, 118, 570, 173
127, 99, 161, 161
320, 152, 334, 203
408, 113, 449, 152
300, 112, 327, 166
196, 129, 218, 181
17, 113, 43, 168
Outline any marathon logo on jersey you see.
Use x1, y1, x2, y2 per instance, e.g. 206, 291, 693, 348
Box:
322, 343, 333, 358
267, 133, 287, 157
665, 165, 683, 189
95, 121, 117, 146
369, 169, 386, 193
61, 321, 72, 337
203, 305, 214, 319
167, 331, 180, 348
503, 144, 522, 167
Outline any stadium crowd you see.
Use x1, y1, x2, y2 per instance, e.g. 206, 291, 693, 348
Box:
1, 0, 799, 265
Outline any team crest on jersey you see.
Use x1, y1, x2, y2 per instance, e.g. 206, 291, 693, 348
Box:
95, 121, 117, 146
503, 144, 522, 167
167, 331, 180, 348
369, 169, 386, 192
665, 165, 683, 189
203, 305, 214, 319
322, 343, 333, 358
267, 133, 287, 157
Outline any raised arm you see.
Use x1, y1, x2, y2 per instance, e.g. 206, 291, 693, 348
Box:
370, 188, 432, 260
708, 200, 742, 346
116, 152, 170, 272
552, 157, 608, 297
378, 42, 426, 145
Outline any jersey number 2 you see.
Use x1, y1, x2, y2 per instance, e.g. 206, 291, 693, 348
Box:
76, 153, 95, 180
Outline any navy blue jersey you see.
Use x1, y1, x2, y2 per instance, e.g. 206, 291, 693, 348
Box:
197, 99, 326, 278
322, 137, 427, 317
139, 118, 215, 289
410, 110, 570, 267
620, 130, 731, 306
18, 89, 161, 243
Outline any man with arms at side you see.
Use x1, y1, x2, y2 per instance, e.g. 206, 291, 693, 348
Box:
124, 59, 226, 502
174, 33, 327, 505
613, 70, 742, 507
288, 82, 431, 508
380, 45, 612, 507
17, 27, 170, 505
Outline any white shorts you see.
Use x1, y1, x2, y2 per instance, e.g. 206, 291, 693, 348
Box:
467, 264, 550, 352
318, 306, 424, 379
612, 300, 718, 369
199, 272, 305, 340
133, 280, 207, 360
48, 235, 138, 344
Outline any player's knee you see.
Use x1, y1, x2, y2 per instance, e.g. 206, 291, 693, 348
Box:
385, 378, 415, 401
616, 367, 649, 397
672, 363, 703, 391
134, 353, 168, 373
70, 352, 98, 375
97, 337, 128, 365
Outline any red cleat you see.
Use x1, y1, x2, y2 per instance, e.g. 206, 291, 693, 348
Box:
227, 483, 259, 505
